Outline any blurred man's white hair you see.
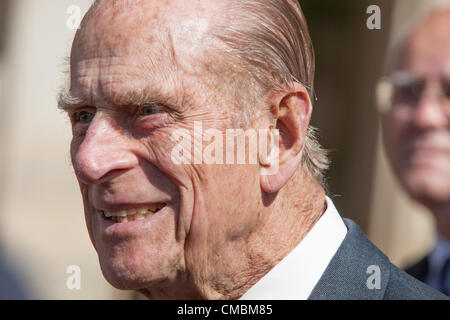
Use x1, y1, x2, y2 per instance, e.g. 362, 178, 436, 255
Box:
386, 0, 450, 73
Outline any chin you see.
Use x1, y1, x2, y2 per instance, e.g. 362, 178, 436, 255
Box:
100, 263, 147, 291
97, 244, 181, 291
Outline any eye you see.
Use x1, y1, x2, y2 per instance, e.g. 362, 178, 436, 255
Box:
407, 79, 426, 100
395, 79, 425, 104
442, 78, 450, 99
73, 110, 95, 124
140, 104, 164, 116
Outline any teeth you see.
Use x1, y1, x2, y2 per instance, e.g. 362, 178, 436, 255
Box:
134, 213, 145, 221
117, 210, 127, 217
100, 204, 166, 223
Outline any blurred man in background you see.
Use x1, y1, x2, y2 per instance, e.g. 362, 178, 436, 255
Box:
382, 9, 450, 295
0, 252, 26, 299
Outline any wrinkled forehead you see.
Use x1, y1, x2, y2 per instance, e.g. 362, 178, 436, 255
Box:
69, 0, 224, 106
74, 0, 218, 53
403, 12, 450, 77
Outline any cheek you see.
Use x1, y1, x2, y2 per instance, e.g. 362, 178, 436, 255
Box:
70, 136, 90, 179
141, 129, 194, 187
386, 108, 413, 161
70, 137, 82, 163
200, 166, 260, 233
389, 108, 411, 141
79, 185, 97, 249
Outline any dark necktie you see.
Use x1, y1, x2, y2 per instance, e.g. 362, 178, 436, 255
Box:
439, 257, 450, 296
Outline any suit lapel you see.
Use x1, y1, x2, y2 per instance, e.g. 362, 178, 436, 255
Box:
405, 256, 429, 282
308, 219, 391, 300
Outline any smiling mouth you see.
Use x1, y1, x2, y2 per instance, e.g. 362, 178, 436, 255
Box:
98, 203, 167, 223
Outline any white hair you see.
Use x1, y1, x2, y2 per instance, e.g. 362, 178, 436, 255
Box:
210, 0, 329, 187
385, 0, 450, 74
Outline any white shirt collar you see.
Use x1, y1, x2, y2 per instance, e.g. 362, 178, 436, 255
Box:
240, 197, 347, 300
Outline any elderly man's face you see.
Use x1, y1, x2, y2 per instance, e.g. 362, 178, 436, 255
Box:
385, 12, 450, 206
67, 1, 265, 294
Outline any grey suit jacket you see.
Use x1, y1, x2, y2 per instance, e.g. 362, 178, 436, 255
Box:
308, 219, 448, 300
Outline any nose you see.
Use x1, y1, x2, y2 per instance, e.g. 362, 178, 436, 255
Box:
73, 116, 139, 184
412, 94, 448, 130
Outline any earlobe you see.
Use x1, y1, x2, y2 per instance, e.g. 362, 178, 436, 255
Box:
260, 84, 312, 194
260, 150, 304, 194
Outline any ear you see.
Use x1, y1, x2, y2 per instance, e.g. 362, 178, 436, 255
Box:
260, 83, 312, 194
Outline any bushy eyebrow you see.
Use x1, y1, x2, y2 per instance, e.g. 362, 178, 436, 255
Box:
57, 89, 88, 113
57, 87, 180, 114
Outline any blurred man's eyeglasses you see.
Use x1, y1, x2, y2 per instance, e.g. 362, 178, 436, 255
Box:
376, 71, 450, 115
